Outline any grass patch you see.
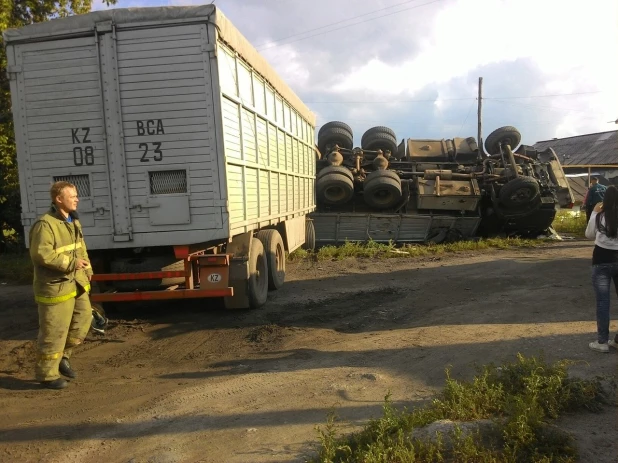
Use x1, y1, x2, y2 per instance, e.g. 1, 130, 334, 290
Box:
310, 354, 615, 463
290, 237, 547, 262
552, 210, 587, 236
0, 252, 33, 284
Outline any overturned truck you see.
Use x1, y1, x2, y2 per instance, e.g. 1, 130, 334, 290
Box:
310, 123, 574, 244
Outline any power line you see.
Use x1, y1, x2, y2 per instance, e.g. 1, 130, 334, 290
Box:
486, 98, 595, 114
485, 90, 602, 100
457, 99, 476, 137
253, 0, 427, 49
305, 90, 605, 105
256, 0, 446, 51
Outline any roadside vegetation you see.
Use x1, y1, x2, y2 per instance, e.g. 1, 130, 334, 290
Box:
552, 210, 587, 237
310, 354, 616, 463
290, 237, 547, 261
0, 247, 32, 284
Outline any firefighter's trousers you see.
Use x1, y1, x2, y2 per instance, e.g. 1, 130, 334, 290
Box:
36, 289, 91, 382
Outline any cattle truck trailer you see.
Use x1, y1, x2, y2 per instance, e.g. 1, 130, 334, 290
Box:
4, 5, 317, 309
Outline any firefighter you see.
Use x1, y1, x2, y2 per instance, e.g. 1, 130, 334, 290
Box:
29, 181, 94, 389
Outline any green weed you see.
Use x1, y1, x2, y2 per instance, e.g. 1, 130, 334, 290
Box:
309, 354, 614, 463
552, 210, 587, 236
290, 238, 547, 262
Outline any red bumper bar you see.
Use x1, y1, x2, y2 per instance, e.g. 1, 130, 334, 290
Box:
90, 288, 233, 302
91, 271, 186, 281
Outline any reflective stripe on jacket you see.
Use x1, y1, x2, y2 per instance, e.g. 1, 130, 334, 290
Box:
29, 206, 92, 305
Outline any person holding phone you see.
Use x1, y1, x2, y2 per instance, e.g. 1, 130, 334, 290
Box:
585, 185, 618, 353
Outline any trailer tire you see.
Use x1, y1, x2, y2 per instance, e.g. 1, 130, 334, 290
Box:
109, 256, 185, 291
499, 176, 541, 209
316, 173, 355, 205
302, 220, 316, 251
318, 127, 354, 155
484, 126, 522, 154
363, 170, 402, 209
361, 126, 396, 146
256, 229, 285, 290
362, 132, 398, 156
247, 237, 269, 309
318, 121, 353, 139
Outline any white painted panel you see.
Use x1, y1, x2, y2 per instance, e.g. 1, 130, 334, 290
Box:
237, 61, 253, 106
270, 172, 279, 215
222, 97, 241, 160
245, 168, 258, 220
268, 123, 278, 169
241, 108, 256, 163
256, 117, 268, 168
116, 24, 221, 233
285, 134, 293, 172
277, 129, 286, 172
287, 175, 294, 213
259, 170, 270, 217
17, 38, 109, 237
227, 164, 244, 223
217, 44, 237, 98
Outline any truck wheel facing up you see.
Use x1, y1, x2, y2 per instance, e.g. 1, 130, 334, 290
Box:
361, 126, 398, 157
317, 127, 353, 155
484, 126, 522, 154
256, 229, 285, 290
363, 170, 402, 209
316, 166, 355, 205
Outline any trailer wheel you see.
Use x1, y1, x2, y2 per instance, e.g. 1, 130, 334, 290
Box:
316, 173, 354, 205
256, 229, 285, 290
302, 219, 316, 251
499, 176, 540, 208
484, 126, 522, 154
318, 121, 353, 139
363, 170, 402, 209
318, 127, 354, 155
362, 132, 398, 156
361, 126, 396, 146
247, 237, 269, 308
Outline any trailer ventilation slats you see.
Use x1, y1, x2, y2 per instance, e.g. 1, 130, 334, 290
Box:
54, 174, 91, 197
149, 170, 187, 195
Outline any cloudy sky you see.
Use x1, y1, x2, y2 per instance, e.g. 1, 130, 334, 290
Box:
94, 0, 618, 147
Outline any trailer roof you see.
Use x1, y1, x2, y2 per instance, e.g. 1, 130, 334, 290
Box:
3, 5, 316, 125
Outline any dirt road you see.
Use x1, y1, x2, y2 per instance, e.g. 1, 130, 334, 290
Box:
1, 241, 617, 463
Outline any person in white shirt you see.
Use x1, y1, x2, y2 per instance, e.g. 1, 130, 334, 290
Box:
585, 185, 618, 353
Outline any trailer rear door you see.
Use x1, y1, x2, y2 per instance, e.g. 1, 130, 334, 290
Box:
8, 21, 225, 249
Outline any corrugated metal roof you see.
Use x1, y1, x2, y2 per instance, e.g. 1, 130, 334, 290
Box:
533, 130, 618, 165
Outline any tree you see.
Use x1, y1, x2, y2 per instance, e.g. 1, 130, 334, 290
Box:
0, 0, 116, 250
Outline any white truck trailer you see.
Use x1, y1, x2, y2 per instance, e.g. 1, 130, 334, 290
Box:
4, 5, 317, 309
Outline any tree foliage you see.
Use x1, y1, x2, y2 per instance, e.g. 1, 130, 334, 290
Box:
0, 0, 115, 250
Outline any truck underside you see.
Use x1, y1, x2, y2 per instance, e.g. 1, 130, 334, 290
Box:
310, 124, 574, 245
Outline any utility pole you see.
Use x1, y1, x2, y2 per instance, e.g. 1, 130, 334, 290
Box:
477, 77, 483, 160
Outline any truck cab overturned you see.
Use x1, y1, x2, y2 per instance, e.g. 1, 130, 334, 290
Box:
4, 5, 317, 308
311, 123, 574, 244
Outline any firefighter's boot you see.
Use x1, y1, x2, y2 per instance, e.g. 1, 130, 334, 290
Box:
59, 357, 77, 379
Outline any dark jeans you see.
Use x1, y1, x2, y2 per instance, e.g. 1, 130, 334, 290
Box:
591, 263, 618, 343
586, 205, 593, 224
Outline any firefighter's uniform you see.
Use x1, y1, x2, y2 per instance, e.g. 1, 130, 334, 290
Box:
29, 205, 93, 382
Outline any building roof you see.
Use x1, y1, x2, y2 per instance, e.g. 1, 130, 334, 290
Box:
533, 130, 618, 166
